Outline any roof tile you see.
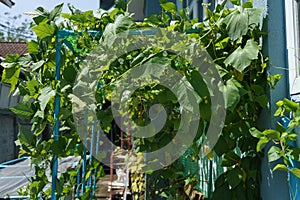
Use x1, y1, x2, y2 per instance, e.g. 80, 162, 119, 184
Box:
0, 42, 28, 58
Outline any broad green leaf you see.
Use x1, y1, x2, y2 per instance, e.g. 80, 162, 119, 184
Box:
63, 65, 77, 83
82, 10, 93, 20
93, 9, 108, 19
268, 146, 281, 162
224, 78, 240, 111
115, 0, 127, 10
18, 124, 35, 146
199, 100, 211, 121
214, 136, 229, 156
247, 8, 263, 27
49, 3, 63, 21
51, 137, 67, 156
188, 70, 210, 99
273, 164, 288, 172
224, 39, 260, 72
1, 65, 21, 94
222, 151, 240, 167
131, 57, 201, 113
145, 14, 162, 26
61, 13, 71, 19
26, 7, 50, 25
156, 89, 177, 104
289, 147, 300, 162
291, 168, 300, 178
276, 122, 286, 133
242, 2, 253, 8
10, 103, 34, 121
17, 55, 32, 68
31, 60, 45, 71
26, 41, 39, 54
256, 137, 268, 152
103, 14, 134, 43
263, 129, 280, 140
223, 10, 247, 41
277, 100, 284, 107
68, 13, 86, 23
283, 98, 299, 112
67, 3, 82, 15
223, 8, 263, 41
215, 37, 230, 49
4, 54, 19, 63
227, 167, 243, 188
214, 173, 226, 188
161, 12, 171, 25
26, 79, 39, 96
274, 107, 283, 117
230, 0, 241, 6
160, 192, 168, 198
38, 85, 55, 112
267, 74, 282, 89
25, 9, 45, 19
287, 133, 297, 141
32, 21, 55, 39
161, 2, 177, 12
249, 127, 262, 138
111, 14, 134, 33
85, 170, 92, 180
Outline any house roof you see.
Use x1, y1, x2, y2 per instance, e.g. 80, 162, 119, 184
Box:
0, 0, 14, 8
0, 42, 27, 79
0, 42, 27, 59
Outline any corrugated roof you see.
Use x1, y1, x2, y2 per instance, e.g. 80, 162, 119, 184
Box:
0, 42, 27, 58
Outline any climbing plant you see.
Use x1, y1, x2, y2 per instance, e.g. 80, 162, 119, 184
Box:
1, 0, 280, 199
1, 3, 113, 199
130, 1, 274, 199
251, 98, 300, 178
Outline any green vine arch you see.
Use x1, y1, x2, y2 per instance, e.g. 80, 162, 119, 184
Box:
1, 1, 280, 199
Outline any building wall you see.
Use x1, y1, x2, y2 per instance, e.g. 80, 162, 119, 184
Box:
128, 0, 145, 21
145, 0, 176, 17
0, 112, 17, 163
0, 83, 22, 163
260, 0, 291, 199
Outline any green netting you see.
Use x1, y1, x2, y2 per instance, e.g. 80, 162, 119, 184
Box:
181, 147, 224, 199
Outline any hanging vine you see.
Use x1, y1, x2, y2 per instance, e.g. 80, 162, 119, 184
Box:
1, 0, 281, 199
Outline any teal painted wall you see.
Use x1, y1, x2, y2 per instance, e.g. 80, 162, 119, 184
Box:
260, 0, 290, 199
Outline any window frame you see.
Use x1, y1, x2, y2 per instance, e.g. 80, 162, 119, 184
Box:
285, 0, 300, 95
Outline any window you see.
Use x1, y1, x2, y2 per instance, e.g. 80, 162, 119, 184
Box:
175, 0, 201, 19
285, 0, 300, 95
187, 0, 200, 19
179, 0, 234, 20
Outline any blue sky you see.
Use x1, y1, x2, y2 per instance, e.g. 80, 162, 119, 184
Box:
0, 0, 99, 21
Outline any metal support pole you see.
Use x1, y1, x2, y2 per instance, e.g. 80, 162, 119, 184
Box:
52, 37, 61, 200
89, 121, 95, 198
